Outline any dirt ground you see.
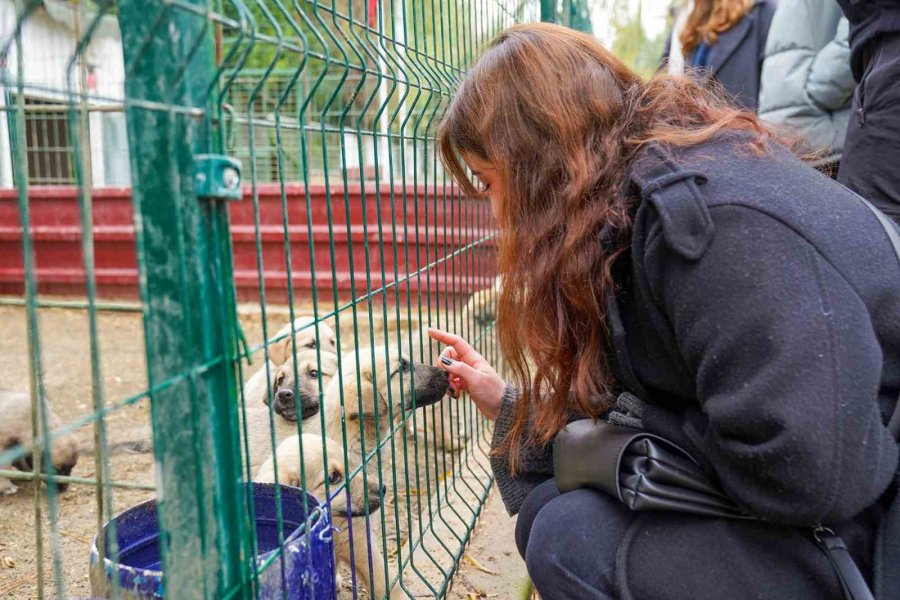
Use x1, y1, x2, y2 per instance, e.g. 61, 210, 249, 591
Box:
0, 303, 524, 599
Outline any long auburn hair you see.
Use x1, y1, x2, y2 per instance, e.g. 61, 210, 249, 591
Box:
438, 23, 778, 471
680, 0, 754, 56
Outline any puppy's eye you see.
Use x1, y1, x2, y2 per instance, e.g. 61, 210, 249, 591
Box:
329, 470, 343, 485
347, 413, 359, 421
307, 369, 319, 379
275, 373, 285, 386
305, 340, 316, 349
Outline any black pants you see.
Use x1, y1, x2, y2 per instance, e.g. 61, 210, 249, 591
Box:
839, 32, 900, 225
515, 478, 634, 600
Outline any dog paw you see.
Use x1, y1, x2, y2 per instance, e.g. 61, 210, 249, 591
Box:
0, 481, 19, 496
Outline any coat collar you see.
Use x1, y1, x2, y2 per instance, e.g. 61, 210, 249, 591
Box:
706, 1, 759, 75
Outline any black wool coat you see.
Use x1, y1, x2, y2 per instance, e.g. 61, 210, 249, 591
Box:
836, 0, 900, 79
490, 132, 900, 599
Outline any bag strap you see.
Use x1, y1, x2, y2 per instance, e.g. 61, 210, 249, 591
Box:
814, 528, 877, 600
854, 195, 900, 440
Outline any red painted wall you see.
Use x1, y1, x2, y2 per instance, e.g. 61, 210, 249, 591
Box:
0, 185, 498, 306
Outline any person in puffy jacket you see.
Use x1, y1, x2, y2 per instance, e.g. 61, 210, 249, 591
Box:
836, 0, 900, 224
662, 0, 777, 111
758, 0, 854, 173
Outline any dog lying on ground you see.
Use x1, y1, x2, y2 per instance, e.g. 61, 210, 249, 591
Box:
243, 349, 338, 474
255, 434, 400, 599
242, 316, 338, 408
0, 388, 79, 495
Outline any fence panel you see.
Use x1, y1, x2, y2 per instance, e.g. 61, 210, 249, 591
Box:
0, 1, 542, 599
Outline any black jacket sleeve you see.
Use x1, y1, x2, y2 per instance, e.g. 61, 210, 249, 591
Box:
644, 204, 898, 526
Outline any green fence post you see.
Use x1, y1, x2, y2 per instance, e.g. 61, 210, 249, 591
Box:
567, 0, 594, 33
541, 0, 557, 23
117, 3, 252, 599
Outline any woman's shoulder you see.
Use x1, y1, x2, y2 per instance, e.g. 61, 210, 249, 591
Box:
628, 135, 884, 267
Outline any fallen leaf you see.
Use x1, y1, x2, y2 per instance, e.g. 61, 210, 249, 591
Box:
3, 556, 15, 568
463, 553, 497, 575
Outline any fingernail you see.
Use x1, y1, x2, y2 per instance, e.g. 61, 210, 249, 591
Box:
441, 356, 453, 366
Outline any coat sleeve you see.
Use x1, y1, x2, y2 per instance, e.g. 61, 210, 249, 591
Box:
807, 17, 854, 111
489, 386, 554, 516
644, 204, 898, 526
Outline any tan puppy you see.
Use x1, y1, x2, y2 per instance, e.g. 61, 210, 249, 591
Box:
316, 346, 450, 483
255, 434, 399, 599
243, 350, 338, 474
242, 316, 338, 407
0, 389, 79, 495
314, 347, 451, 552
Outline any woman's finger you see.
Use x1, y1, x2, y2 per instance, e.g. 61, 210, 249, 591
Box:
439, 346, 460, 362
438, 355, 482, 387
427, 327, 477, 358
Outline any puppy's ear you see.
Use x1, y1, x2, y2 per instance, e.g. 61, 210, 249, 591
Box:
268, 336, 292, 366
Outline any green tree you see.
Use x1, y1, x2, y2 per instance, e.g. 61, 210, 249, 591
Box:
596, 0, 672, 79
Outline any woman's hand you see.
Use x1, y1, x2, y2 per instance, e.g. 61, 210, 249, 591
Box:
427, 327, 507, 420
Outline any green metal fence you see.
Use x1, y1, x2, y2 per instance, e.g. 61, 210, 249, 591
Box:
0, 1, 549, 598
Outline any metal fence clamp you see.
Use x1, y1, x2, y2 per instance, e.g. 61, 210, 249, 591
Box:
193, 154, 243, 201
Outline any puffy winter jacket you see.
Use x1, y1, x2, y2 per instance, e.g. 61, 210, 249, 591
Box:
759, 0, 854, 164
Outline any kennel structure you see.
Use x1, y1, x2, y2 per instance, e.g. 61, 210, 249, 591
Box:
0, 1, 584, 599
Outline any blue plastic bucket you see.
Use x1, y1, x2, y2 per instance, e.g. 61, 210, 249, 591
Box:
89, 483, 336, 599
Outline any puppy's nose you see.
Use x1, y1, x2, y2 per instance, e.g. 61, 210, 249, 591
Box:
276, 389, 294, 404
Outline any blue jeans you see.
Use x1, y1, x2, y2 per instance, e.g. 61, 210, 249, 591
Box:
514, 478, 635, 600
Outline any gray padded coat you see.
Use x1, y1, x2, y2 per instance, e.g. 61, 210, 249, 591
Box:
758, 0, 854, 164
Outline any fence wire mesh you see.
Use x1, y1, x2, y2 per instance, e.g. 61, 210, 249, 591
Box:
0, 0, 541, 598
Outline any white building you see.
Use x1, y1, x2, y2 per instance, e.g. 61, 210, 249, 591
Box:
0, 0, 129, 188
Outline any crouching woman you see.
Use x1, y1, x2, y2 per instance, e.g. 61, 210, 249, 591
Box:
428, 23, 900, 600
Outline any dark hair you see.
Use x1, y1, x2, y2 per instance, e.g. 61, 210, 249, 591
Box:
438, 22, 778, 471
